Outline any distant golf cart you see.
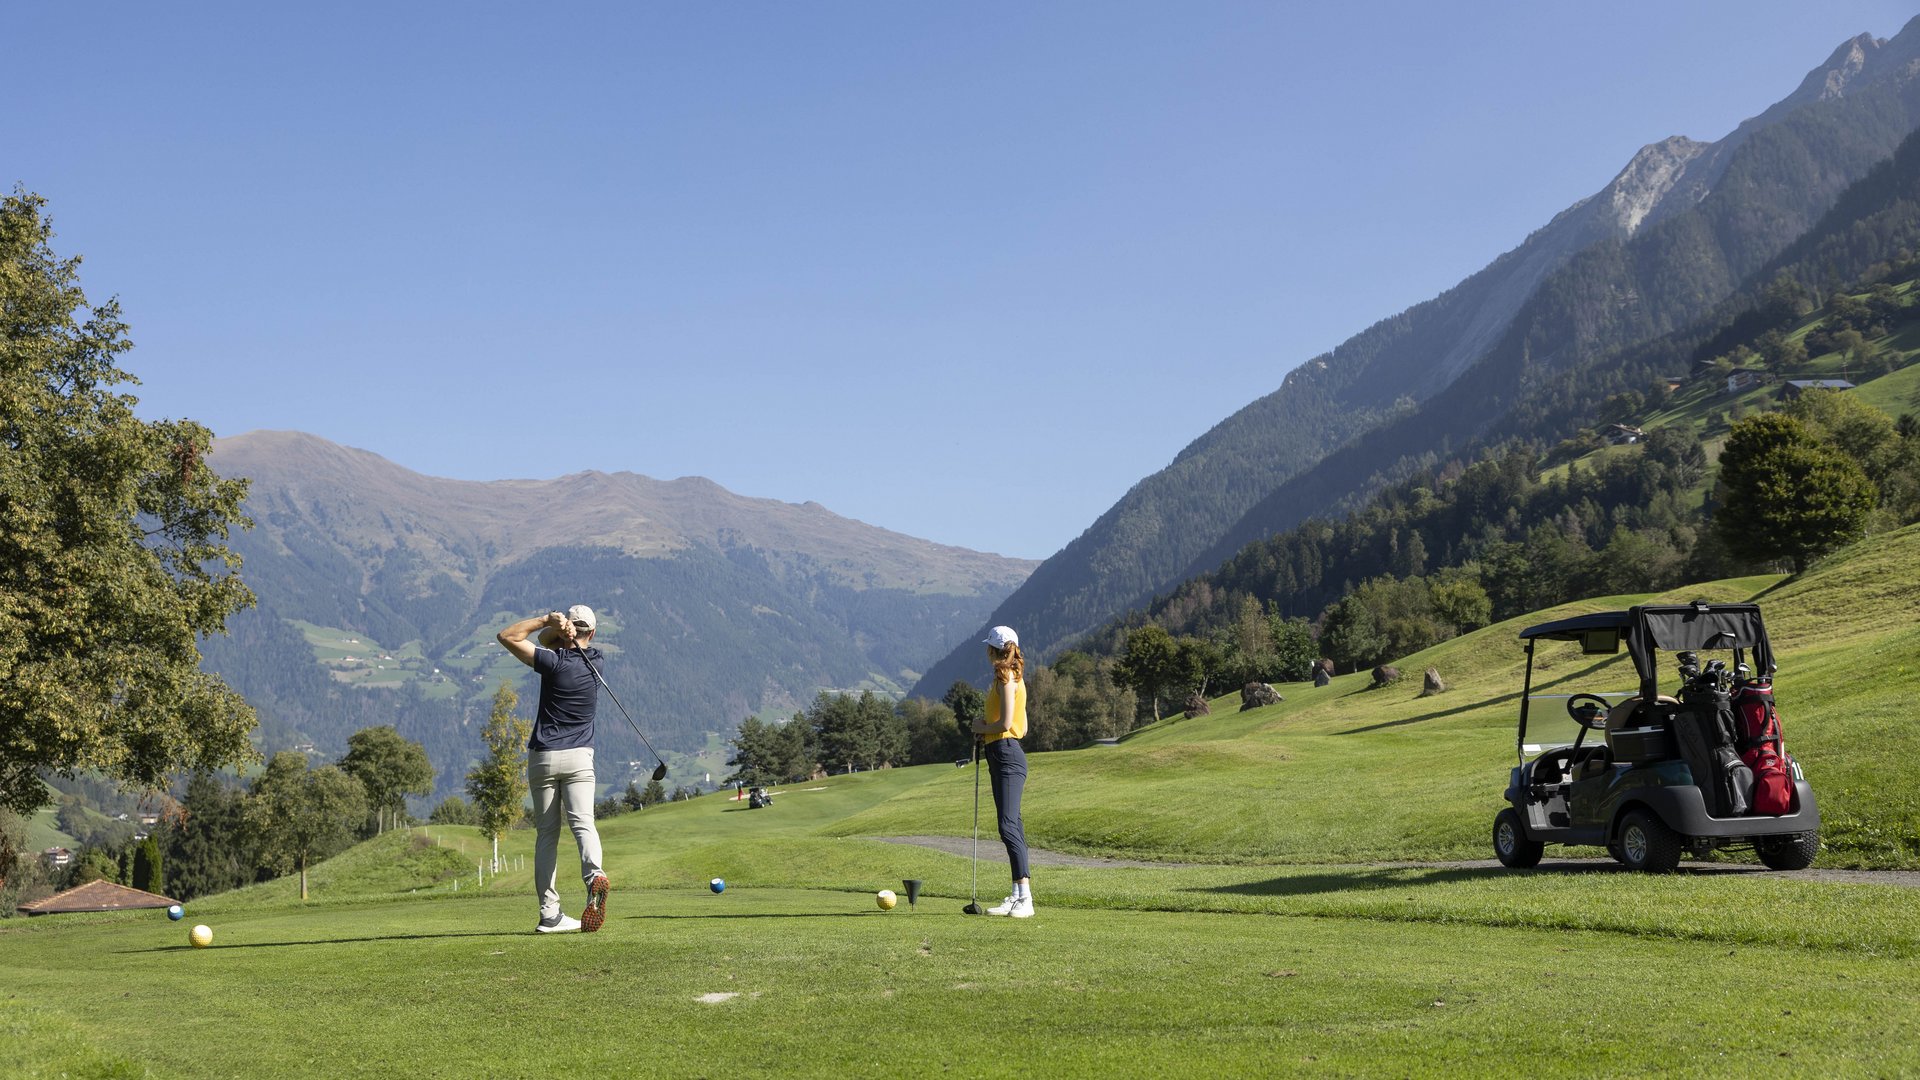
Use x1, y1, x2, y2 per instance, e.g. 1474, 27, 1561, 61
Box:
1495, 601, 1821, 872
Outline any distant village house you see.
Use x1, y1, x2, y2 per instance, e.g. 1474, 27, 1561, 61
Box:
1601, 423, 1644, 446
1726, 370, 1763, 394
1778, 379, 1855, 401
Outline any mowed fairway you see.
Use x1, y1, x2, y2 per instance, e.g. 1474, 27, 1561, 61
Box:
7, 881, 1920, 1079
8, 530, 1920, 1077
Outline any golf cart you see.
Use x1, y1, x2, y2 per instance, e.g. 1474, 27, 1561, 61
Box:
1494, 601, 1821, 872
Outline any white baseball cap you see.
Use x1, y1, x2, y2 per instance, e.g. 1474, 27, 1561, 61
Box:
982, 625, 1019, 649
566, 605, 597, 632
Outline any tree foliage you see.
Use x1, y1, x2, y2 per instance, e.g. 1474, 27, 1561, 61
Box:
1113, 625, 1180, 722
465, 682, 530, 847
246, 751, 367, 900
1023, 651, 1135, 750
428, 795, 478, 825
0, 193, 257, 816
1715, 412, 1877, 572
338, 725, 434, 834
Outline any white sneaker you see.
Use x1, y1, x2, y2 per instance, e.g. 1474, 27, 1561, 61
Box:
535, 913, 581, 934
1008, 897, 1035, 919
986, 895, 1018, 916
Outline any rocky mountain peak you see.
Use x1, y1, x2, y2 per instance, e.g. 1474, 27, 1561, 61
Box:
1605, 135, 1710, 236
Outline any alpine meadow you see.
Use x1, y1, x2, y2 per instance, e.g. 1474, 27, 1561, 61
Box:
7, 8, 1920, 1080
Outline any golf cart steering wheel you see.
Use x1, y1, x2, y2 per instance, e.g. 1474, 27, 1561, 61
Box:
1566, 693, 1611, 731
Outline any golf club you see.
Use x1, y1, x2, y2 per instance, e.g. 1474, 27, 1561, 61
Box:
573, 641, 669, 783
963, 741, 984, 915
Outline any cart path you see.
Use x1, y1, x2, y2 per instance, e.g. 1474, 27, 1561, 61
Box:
868, 836, 1920, 886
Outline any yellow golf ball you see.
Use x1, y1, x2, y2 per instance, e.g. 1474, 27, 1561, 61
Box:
189, 924, 213, 948
875, 889, 897, 910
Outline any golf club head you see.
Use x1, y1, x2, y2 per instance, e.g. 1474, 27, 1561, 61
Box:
650, 761, 669, 783
963, 902, 985, 915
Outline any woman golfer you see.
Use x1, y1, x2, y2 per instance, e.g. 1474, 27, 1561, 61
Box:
976, 625, 1033, 917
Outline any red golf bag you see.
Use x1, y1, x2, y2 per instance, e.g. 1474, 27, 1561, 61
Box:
1734, 679, 1794, 816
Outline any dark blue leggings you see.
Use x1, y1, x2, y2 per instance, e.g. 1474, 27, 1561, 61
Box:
985, 737, 1030, 881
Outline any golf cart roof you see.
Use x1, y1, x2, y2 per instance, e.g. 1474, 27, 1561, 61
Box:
1518, 601, 1775, 708
1519, 602, 1771, 653
1512, 601, 1776, 758
1517, 611, 1631, 640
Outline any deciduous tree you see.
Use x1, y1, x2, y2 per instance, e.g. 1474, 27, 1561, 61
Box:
338, 725, 434, 835
0, 193, 256, 817
247, 751, 367, 900
465, 682, 530, 870
1715, 413, 1876, 573
1114, 624, 1180, 723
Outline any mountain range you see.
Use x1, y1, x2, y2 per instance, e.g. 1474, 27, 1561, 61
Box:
913, 17, 1920, 696
199, 431, 1035, 794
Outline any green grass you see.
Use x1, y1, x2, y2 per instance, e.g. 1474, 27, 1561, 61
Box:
8, 527, 1920, 1076
820, 531, 1920, 868
24, 806, 75, 854
8, 843, 1920, 1078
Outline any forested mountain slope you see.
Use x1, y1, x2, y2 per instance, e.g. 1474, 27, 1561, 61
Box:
915, 17, 1920, 695
1096, 123, 1920, 667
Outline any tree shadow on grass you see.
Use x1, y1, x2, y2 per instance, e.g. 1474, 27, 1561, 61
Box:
1193, 859, 1773, 898
1193, 862, 1637, 897
1333, 692, 1520, 735
621, 912, 879, 921
125, 930, 525, 953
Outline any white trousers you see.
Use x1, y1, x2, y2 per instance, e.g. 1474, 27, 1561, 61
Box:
529, 747, 604, 920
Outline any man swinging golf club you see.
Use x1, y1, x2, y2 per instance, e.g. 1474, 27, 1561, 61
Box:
497, 605, 612, 933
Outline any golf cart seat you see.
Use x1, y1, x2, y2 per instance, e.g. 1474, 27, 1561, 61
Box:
1605, 695, 1677, 736
1605, 695, 1679, 764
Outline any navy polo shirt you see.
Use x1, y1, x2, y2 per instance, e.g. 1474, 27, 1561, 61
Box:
529, 646, 603, 751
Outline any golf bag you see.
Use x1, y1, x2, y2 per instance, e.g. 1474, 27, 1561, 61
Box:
1735, 679, 1794, 816
1675, 684, 1751, 817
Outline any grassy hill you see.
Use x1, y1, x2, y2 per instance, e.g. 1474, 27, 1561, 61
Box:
831, 527, 1920, 868
7, 526, 1919, 1077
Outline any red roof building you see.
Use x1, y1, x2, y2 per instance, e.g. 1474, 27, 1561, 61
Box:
16, 879, 178, 916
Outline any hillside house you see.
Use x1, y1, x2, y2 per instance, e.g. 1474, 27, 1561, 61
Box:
1778, 379, 1855, 401
1726, 370, 1763, 394
1601, 423, 1645, 446
40, 847, 71, 870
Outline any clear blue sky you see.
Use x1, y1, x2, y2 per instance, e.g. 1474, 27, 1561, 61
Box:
10, 2, 1915, 559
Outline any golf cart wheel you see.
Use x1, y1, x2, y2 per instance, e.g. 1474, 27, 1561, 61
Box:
1756, 832, 1820, 871
1493, 808, 1544, 868
1617, 809, 1682, 873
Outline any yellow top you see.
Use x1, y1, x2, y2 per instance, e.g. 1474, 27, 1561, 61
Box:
984, 675, 1027, 742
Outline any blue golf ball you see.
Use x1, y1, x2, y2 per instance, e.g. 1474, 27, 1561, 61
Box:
709, 878, 726, 893
167, 904, 184, 921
